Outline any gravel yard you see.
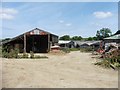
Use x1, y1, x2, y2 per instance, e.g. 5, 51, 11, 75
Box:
1, 51, 118, 88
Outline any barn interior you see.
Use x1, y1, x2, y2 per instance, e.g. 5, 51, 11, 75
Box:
3, 28, 58, 53
4, 34, 49, 53
26, 35, 48, 53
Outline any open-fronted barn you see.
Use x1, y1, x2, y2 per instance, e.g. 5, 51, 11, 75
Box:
103, 30, 120, 44
103, 31, 120, 50
3, 28, 58, 53
58, 40, 74, 48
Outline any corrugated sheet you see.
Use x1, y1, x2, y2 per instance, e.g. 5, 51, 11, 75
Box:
104, 34, 120, 40
58, 40, 71, 44
2, 28, 58, 45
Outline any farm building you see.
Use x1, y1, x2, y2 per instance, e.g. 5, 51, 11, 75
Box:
114, 30, 120, 35
104, 34, 120, 44
103, 34, 120, 50
104, 30, 120, 43
58, 40, 102, 51
3, 28, 58, 53
58, 40, 74, 48
73, 41, 101, 48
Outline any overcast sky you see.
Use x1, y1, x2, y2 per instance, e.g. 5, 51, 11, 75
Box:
1, 2, 118, 39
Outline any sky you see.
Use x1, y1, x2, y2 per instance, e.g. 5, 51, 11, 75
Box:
1, 2, 118, 39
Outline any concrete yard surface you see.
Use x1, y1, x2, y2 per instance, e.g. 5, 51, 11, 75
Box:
1, 51, 118, 88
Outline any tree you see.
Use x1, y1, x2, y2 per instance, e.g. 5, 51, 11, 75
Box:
59, 35, 70, 40
87, 37, 93, 41
2, 38, 11, 42
86, 36, 98, 41
96, 28, 112, 40
71, 36, 82, 40
92, 36, 98, 40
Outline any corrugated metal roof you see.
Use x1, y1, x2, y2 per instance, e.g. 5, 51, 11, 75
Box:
114, 30, 120, 35
58, 40, 71, 44
73, 41, 101, 46
104, 34, 120, 39
2, 28, 58, 45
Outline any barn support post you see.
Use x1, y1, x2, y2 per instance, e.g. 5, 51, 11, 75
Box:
24, 34, 26, 53
48, 34, 50, 52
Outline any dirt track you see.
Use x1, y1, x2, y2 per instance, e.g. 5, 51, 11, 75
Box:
1, 51, 118, 88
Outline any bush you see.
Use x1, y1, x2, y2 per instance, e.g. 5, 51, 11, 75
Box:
2, 46, 48, 59
8, 49, 14, 58
95, 50, 120, 69
8, 49, 19, 58
2, 51, 8, 58
34, 55, 48, 59
60, 48, 70, 53
69, 48, 80, 51
30, 51, 34, 58
114, 62, 120, 68
94, 60, 111, 68
2, 48, 19, 58
22, 53, 29, 58
80, 47, 93, 52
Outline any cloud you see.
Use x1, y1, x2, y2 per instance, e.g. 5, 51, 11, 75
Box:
59, 20, 72, 26
66, 23, 72, 26
0, 13, 14, 20
93, 11, 113, 19
59, 20, 64, 23
91, 22, 102, 27
0, 8, 18, 20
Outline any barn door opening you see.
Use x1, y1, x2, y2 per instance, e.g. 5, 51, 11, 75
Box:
27, 35, 48, 53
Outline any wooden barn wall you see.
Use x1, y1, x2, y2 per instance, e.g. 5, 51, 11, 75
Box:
50, 34, 58, 43
3, 33, 58, 53
104, 39, 120, 44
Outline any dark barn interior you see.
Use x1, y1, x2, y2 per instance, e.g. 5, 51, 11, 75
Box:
3, 28, 58, 53
26, 35, 48, 53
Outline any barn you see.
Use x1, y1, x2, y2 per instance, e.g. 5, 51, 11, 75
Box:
58, 40, 74, 48
3, 28, 58, 53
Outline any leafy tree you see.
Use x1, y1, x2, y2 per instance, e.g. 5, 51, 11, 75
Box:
96, 28, 112, 40
71, 36, 82, 40
59, 35, 70, 40
2, 38, 11, 42
92, 36, 98, 40
87, 37, 93, 41
86, 36, 98, 41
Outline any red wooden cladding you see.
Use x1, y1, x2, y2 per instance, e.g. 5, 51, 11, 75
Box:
40, 31, 47, 35
28, 31, 47, 35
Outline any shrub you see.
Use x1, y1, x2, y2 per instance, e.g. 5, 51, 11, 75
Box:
8, 49, 16, 58
69, 48, 80, 51
22, 53, 29, 58
80, 47, 93, 52
95, 50, 120, 69
94, 60, 111, 68
2, 51, 8, 58
34, 55, 48, 59
30, 51, 34, 58
8, 49, 14, 58
60, 48, 70, 53
2, 48, 19, 58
